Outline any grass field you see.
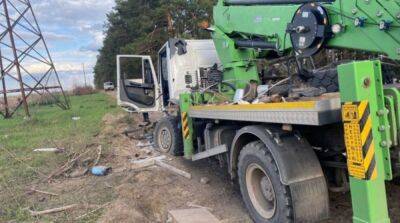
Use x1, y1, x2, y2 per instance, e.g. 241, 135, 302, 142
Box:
0, 93, 120, 222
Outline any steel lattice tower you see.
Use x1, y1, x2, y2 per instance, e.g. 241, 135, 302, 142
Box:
0, 0, 69, 118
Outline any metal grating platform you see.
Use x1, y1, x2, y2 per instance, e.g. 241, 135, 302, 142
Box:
189, 98, 342, 126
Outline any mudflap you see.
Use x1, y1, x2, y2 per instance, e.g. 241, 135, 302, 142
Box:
230, 125, 330, 222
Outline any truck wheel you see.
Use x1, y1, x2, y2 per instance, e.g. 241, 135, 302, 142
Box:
238, 141, 293, 223
154, 116, 183, 156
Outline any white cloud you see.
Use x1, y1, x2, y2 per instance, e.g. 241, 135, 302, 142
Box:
26, 0, 115, 88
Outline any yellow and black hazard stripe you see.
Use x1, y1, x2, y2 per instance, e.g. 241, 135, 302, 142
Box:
342, 101, 377, 180
181, 112, 190, 140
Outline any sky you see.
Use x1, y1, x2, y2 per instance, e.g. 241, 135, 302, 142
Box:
28, 0, 115, 89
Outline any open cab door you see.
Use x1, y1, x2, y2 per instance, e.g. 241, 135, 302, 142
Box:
117, 55, 161, 113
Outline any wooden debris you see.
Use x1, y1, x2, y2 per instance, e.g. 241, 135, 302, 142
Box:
29, 204, 78, 216
168, 208, 220, 223
75, 202, 111, 220
130, 155, 166, 169
136, 142, 152, 148
29, 188, 59, 196
33, 148, 64, 153
130, 156, 191, 179
46, 150, 90, 181
93, 145, 102, 166
186, 202, 213, 211
155, 160, 192, 179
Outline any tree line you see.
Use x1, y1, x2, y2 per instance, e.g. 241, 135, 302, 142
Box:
94, 0, 216, 88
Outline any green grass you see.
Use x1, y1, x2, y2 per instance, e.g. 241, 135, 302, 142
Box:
0, 93, 117, 150
0, 93, 120, 222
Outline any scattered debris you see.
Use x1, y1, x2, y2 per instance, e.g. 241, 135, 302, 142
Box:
200, 177, 210, 185
91, 166, 111, 176
130, 155, 166, 169
136, 141, 152, 148
168, 208, 220, 223
130, 156, 191, 179
29, 204, 79, 216
27, 188, 59, 196
93, 145, 103, 166
155, 160, 192, 179
122, 127, 140, 134
69, 167, 89, 178
45, 147, 96, 181
75, 202, 111, 220
46, 152, 85, 181
186, 202, 213, 211
141, 148, 153, 155
33, 148, 64, 153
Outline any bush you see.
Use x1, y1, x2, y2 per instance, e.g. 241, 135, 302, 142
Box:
29, 93, 60, 106
71, 86, 97, 96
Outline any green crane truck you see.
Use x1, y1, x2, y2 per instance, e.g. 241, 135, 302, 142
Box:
117, 1, 400, 222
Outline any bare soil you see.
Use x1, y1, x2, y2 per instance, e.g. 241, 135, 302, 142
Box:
97, 112, 252, 223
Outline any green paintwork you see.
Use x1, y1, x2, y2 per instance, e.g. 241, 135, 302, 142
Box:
338, 60, 391, 223
179, 93, 194, 159
214, 0, 400, 60
211, 27, 260, 90
385, 95, 398, 146
384, 88, 400, 146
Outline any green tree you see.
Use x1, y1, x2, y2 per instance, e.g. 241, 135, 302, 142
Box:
94, 0, 216, 89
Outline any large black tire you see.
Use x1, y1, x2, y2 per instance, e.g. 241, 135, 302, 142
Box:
154, 116, 183, 156
307, 68, 339, 93
238, 141, 293, 223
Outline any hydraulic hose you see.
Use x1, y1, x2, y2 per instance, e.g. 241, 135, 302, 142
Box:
235, 39, 277, 50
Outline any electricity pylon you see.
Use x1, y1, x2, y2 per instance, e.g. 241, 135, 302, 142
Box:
0, 0, 69, 118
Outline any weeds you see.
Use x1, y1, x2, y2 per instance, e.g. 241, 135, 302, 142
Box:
71, 86, 97, 96
28, 94, 61, 107
0, 93, 120, 222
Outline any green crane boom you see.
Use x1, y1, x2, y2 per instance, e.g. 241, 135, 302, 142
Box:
211, 0, 400, 88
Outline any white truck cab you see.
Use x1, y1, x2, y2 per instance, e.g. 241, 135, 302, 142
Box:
117, 39, 220, 113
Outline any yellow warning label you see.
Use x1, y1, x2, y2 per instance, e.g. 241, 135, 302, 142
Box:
342, 101, 377, 181
181, 112, 190, 139
342, 103, 359, 122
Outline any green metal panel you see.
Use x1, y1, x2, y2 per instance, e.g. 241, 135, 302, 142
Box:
384, 96, 397, 146
384, 87, 400, 146
211, 27, 260, 89
214, 0, 400, 60
179, 93, 194, 159
338, 60, 391, 223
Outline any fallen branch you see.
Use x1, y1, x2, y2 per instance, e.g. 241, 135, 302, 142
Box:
29, 204, 78, 216
75, 202, 111, 220
46, 150, 90, 181
33, 148, 64, 153
29, 188, 59, 196
93, 145, 102, 166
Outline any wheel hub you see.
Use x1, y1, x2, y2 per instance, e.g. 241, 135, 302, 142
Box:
246, 163, 277, 219
158, 127, 172, 152
260, 176, 274, 202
